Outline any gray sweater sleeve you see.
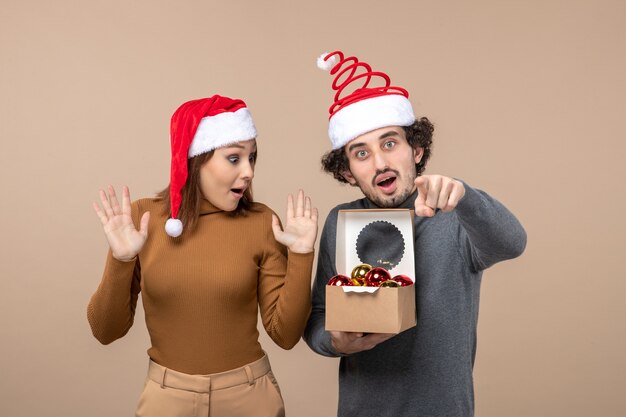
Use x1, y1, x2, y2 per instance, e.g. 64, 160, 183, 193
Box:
303, 209, 342, 357
455, 182, 527, 272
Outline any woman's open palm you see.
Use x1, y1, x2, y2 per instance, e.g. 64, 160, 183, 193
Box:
93, 185, 150, 262
272, 189, 318, 254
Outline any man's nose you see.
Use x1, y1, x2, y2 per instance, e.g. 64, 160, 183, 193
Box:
373, 151, 388, 171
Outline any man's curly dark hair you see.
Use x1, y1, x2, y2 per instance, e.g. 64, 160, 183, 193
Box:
321, 117, 434, 184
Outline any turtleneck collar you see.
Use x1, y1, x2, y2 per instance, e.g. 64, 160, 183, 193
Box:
199, 198, 224, 215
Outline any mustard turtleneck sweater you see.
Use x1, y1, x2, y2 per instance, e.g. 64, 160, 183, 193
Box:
87, 198, 314, 375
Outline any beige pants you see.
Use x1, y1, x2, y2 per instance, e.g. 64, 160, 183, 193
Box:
135, 354, 285, 417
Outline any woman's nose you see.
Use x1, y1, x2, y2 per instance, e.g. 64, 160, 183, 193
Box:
240, 159, 254, 180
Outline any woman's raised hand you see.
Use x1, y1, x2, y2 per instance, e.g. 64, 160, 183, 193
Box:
272, 190, 318, 254
93, 185, 150, 262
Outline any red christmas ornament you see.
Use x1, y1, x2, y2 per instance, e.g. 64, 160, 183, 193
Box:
365, 267, 391, 286
328, 274, 353, 286
392, 274, 413, 286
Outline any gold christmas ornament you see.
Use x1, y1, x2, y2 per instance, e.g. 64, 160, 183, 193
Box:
380, 280, 400, 287
351, 263, 372, 283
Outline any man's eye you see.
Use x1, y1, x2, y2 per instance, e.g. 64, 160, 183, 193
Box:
356, 150, 368, 159
383, 141, 395, 149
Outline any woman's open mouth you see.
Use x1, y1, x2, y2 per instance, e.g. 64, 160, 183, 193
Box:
230, 188, 245, 198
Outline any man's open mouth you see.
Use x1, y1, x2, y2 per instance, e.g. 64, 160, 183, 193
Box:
374, 171, 399, 194
377, 177, 396, 187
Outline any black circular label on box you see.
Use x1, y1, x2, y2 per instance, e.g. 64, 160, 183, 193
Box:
355, 220, 405, 270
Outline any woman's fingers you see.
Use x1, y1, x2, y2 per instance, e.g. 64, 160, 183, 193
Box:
285, 189, 317, 220
286, 193, 294, 220
304, 196, 311, 218
121, 185, 132, 216
271, 213, 284, 239
108, 185, 122, 216
95, 185, 135, 226
99, 189, 115, 219
138, 211, 150, 237
295, 189, 305, 217
289, 190, 314, 218
93, 201, 108, 225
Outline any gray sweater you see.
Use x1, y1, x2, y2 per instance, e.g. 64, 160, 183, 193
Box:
303, 182, 527, 417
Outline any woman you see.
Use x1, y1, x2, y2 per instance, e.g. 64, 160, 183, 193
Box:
87, 95, 318, 417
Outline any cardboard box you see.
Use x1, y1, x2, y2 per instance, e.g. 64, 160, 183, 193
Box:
325, 209, 416, 334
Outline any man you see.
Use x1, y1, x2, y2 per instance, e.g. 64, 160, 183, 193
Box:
304, 50, 527, 417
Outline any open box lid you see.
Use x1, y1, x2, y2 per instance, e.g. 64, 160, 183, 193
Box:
336, 209, 415, 293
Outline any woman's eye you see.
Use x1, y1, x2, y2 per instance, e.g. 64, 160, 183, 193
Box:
228, 156, 240, 164
249, 153, 257, 163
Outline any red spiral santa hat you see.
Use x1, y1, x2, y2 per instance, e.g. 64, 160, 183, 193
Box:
165, 95, 257, 237
317, 50, 416, 149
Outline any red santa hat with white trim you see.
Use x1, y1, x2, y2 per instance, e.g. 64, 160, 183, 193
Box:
165, 95, 257, 237
317, 50, 416, 149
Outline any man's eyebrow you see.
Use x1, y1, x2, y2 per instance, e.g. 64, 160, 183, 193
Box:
379, 130, 400, 140
347, 142, 366, 152
347, 130, 400, 152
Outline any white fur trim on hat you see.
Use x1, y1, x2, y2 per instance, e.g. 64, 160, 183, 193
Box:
328, 94, 415, 149
188, 108, 257, 157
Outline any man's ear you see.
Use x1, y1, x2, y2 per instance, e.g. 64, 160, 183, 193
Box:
341, 169, 357, 185
414, 147, 424, 164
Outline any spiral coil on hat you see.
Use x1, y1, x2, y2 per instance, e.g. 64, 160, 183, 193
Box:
320, 51, 409, 118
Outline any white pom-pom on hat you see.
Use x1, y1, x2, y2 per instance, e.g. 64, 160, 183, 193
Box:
317, 52, 338, 71
165, 218, 183, 237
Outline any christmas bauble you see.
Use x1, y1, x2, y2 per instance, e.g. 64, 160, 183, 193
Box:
327, 274, 353, 286
392, 274, 413, 286
365, 267, 391, 286
350, 263, 372, 286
